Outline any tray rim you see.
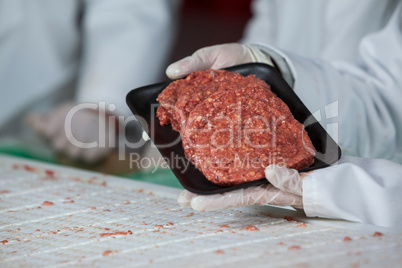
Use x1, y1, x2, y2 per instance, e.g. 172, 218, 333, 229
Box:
126, 63, 341, 194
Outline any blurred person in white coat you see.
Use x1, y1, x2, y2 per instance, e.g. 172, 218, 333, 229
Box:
167, 0, 402, 229
0, 0, 180, 163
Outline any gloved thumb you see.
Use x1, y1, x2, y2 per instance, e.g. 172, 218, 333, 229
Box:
165, 55, 206, 79
166, 43, 274, 80
166, 43, 253, 79
177, 190, 198, 208
265, 165, 303, 196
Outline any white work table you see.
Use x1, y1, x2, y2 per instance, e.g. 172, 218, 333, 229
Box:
0, 154, 401, 267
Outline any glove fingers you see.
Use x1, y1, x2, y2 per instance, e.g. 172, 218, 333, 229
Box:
67, 109, 111, 163
265, 165, 303, 196
165, 43, 252, 79
166, 56, 195, 79
194, 45, 227, 70
26, 113, 57, 138
44, 103, 75, 137
208, 44, 251, 70
26, 103, 114, 163
177, 190, 197, 208
190, 188, 245, 212
243, 184, 303, 208
166, 46, 223, 79
189, 185, 273, 212
264, 186, 303, 209
188, 183, 303, 212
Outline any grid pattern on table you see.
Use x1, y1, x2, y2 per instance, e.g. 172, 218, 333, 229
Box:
0, 158, 401, 268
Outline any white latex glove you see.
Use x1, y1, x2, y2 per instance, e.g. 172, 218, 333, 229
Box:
178, 156, 402, 229
25, 102, 116, 163
166, 43, 273, 79
178, 165, 304, 212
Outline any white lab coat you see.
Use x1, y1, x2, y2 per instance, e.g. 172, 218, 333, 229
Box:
0, 0, 179, 137
243, 0, 402, 229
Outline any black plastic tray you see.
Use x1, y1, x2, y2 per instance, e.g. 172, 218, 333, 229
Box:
126, 63, 341, 195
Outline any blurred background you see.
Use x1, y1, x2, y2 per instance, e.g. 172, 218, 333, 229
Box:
0, 0, 253, 188
170, 0, 252, 63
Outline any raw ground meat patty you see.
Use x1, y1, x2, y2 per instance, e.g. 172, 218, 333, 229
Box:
156, 69, 315, 186
157, 70, 273, 131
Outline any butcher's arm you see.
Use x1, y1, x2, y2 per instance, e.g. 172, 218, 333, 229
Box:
255, 3, 402, 162
302, 156, 402, 229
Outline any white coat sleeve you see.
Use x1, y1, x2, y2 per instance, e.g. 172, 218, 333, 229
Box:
303, 156, 402, 230
256, 2, 402, 163
75, 0, 180, 116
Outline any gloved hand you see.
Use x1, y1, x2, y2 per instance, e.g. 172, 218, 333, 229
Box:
25, 102, 116, 163
166, 43, 273, 79
178, 164, 304, 212
178, 156, 402, 231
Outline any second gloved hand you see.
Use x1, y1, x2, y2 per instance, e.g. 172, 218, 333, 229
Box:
25, 102, 116, 163
166, 43, 273, 79
178, 165, 304, 211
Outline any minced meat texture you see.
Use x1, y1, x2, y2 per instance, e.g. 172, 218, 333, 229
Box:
156, 69, 315, 186
182, 86, 315, 186
157, 70, 274, 131
156, 78, 190, 131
